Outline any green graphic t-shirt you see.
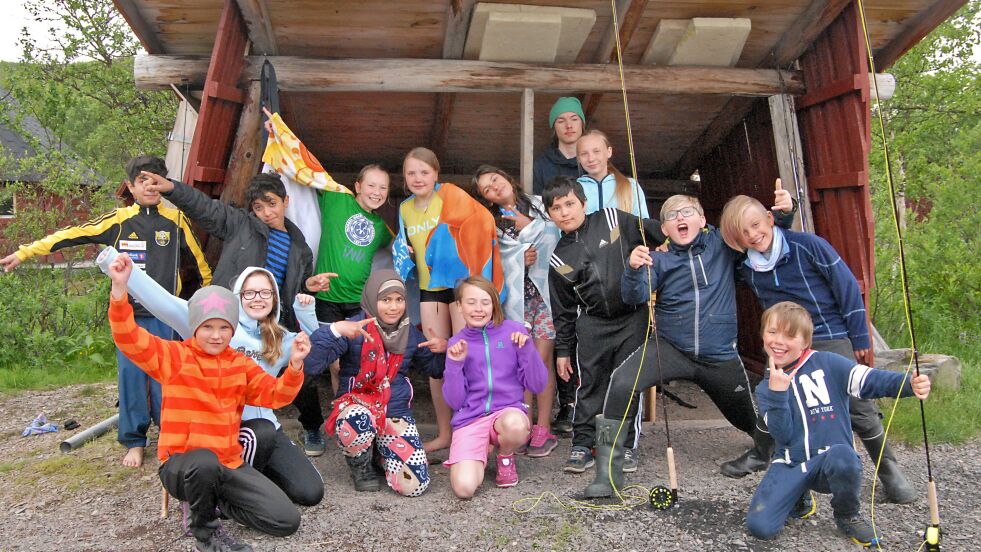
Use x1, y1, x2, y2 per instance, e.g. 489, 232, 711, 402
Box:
316, 191, 392, 303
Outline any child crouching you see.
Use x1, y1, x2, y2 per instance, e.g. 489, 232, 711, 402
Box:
106, 253, 310, 552
747, 302, 930, 547
443, 277, 548, 498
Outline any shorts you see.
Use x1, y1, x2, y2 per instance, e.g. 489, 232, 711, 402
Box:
420, 288, 455, 304
524, 290, 555, 341
445, 407, 529, 466
315, 299, 361, 323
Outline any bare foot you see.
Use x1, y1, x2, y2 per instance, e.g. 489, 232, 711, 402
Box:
122, 446, 145, 468
423, 435, 451, 453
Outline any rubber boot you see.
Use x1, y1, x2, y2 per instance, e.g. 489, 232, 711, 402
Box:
584, 416, 629, 498
861, 434, 916, 504
346, 448, 381, 492
720, 427, 773, 478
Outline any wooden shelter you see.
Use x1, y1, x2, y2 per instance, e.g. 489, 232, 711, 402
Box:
114, 0, 965, 368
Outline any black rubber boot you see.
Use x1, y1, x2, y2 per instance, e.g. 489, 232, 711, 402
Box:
347, 448, 381, 492
720, 428, 773, 478
584, 416, 629, 498
861, 434, 916, 504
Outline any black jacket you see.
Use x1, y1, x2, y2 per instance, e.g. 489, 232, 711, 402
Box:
548, 208, 664, 358
533, 146, 581, 195
164, 180, 313, 331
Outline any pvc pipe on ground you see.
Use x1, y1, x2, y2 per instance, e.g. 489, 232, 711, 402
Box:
59, 414, 119, 453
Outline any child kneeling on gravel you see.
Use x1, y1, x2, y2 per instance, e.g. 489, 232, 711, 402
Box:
442, 277, 548, 498
747, 302, 930, 547
106, 253, 310, 552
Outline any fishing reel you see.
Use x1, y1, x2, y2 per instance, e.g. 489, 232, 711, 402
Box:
649, 485, 677, 510
923, 524, 941, 551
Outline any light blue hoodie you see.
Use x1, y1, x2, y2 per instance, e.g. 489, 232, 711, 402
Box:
97, 246, 319, 429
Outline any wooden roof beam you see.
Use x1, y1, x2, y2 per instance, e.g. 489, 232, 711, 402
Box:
873, 0, 968, 70
113, 0, 165, 54
581, 0, 649, 121
671, 0, 852, 178
431, 0, 477, 160
235, 0, 279, 55
135, 56, 804, 96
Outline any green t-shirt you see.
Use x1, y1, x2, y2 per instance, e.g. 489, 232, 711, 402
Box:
316, 191, 392, 303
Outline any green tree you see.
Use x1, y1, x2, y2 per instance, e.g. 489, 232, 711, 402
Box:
868, 2, 980, 443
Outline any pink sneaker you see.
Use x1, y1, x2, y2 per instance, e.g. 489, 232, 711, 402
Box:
525, 425, 559, 458
495, 454, 519, 488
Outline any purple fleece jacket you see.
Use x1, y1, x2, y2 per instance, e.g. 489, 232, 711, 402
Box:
442, 320, 548, 430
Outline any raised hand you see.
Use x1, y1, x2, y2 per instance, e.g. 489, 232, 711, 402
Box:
510, 331, 529, 348
290, 331, 311, 364
523, 245, 538, 267
628, 245, 653, 269
767, 356, 797, 392
447, 339, 469, 362
418, 327, 447, 353
295, 293, 314, 306
306, 272, 339, 293
910, 373, 931, 400
332, 317, 375, 341
140, 170, 175, 194
502, 205, 532, 231
107, 253, 134, 299
772, 178, 793, 213
556, 356, 573, 382
0, 253, 22, 272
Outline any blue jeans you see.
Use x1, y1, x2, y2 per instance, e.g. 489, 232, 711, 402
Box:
116, 315, 172, 448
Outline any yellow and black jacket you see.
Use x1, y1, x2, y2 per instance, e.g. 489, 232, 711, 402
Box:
14, 203, 212, 317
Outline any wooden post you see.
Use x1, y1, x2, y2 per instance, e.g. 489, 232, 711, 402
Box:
520, 88, 534, 193
642, 387, 657, 423
768, 94, 813, 232
221, 80, 264, 207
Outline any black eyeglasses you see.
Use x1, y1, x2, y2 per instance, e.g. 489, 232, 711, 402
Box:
663, 206, 700, 221
240, 289, 274, 300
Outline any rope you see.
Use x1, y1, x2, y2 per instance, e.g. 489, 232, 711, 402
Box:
855, 1, 938, 548
512, 0, 672, 514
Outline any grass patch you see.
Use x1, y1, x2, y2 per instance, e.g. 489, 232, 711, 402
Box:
0, 359, 116, 394
877, 332, 980, 445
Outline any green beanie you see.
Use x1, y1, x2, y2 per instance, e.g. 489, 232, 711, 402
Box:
548, 97, 585, 128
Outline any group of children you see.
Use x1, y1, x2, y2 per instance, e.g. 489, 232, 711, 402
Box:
1, 97, 931, 550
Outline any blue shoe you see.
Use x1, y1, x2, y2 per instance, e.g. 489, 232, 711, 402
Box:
303, 429, 326, 457
563, 446, 595, 473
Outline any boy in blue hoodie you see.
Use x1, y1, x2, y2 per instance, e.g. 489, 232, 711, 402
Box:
720, 189, 916, 503
747, 302, 930, 546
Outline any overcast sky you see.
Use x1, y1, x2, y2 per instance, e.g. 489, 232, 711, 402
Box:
0, 2, 54, 62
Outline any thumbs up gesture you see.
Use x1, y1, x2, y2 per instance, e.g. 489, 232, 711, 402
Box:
772, 178, 793, 213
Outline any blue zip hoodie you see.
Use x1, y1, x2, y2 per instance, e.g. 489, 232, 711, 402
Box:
577, 173, 650, 218
757, 350, 913, 467
621, 227, 741, 361
739, 228, 871, 350
442, 320, 548, 430
304, 313, 444, 420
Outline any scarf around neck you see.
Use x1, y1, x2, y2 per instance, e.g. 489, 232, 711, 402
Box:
745, 226, 787, 273
360, 269, 410, 354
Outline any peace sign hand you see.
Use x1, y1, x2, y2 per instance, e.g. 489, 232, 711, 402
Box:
502, 205, 532, 231
447, 339, 468, 362
767, 356, 797, 392
332, 318, 375, 341
418, 327, 447, 353
772, 178, 793, 213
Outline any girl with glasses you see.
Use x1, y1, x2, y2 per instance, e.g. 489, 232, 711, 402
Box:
97, 248, 325, 513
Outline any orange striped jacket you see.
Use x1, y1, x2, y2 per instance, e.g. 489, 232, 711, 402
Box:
109, 294, 304, 468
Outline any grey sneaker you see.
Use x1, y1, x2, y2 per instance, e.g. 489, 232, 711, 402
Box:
835, 514, 880, 547
194, 530, 253, 552
552, 404, 574, 435
211, 522, 254, 552
563, 446, 595, 473
303, 429, 326, 457
623, 447, 638, 473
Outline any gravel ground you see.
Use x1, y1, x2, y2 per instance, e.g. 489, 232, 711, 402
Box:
0, 380, 977, 551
